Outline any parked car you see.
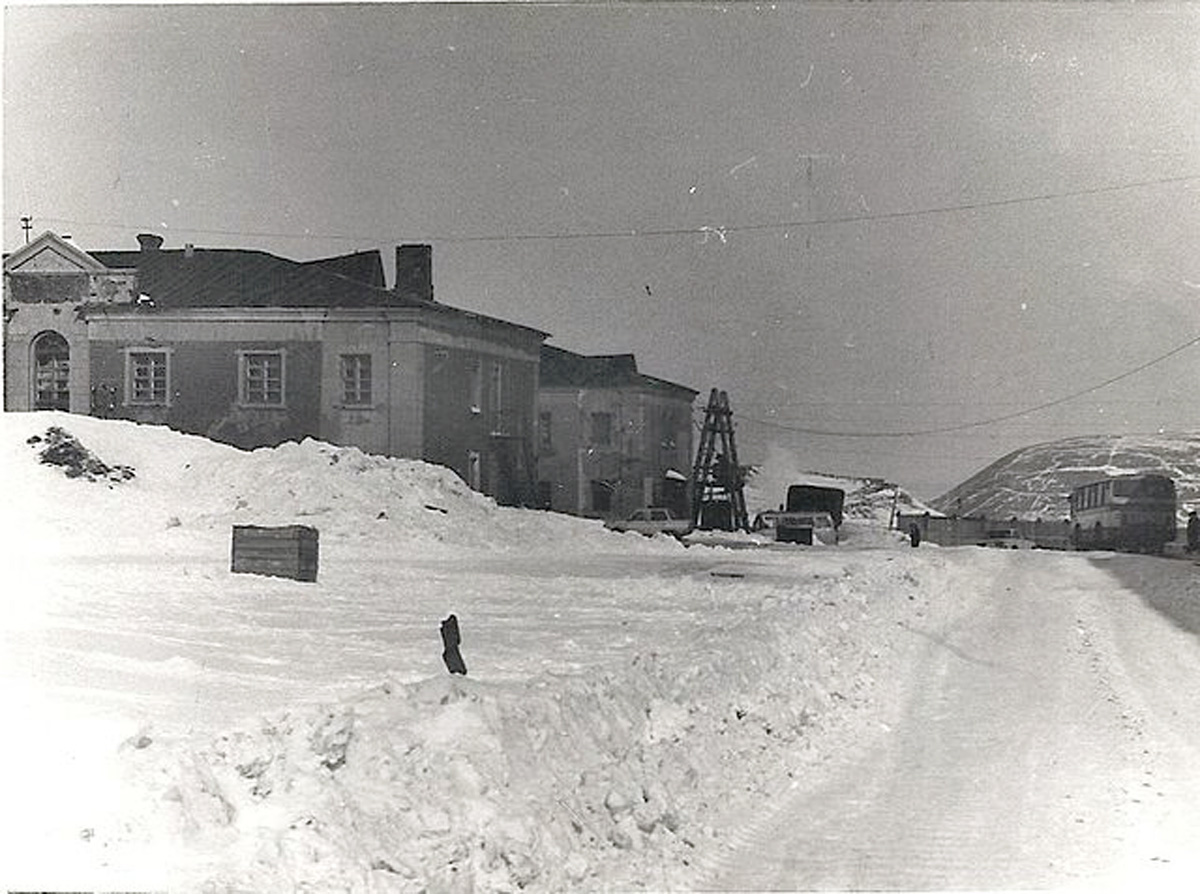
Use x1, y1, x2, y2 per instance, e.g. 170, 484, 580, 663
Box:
605, 507, 693, 539
776, 510, 839, 545
977, 528, 1036, 549
751, 509, 784, 532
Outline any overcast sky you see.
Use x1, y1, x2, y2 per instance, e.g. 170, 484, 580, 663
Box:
4, 2, 1198, 499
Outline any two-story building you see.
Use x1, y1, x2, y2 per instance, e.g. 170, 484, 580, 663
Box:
3, 231, 545, 506
536, 345, 697, 518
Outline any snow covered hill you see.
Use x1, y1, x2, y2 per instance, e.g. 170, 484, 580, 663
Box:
745, 443, 938, 525
930, 432, 1200, 523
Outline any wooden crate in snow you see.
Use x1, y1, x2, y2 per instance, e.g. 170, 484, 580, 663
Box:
231, 524, 319, 582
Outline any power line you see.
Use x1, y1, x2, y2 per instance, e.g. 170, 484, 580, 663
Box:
741, 333, 1200, 439
12, 172, 1198, 247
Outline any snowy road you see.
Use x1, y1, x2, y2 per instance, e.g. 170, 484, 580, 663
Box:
704, 551, 1200, 891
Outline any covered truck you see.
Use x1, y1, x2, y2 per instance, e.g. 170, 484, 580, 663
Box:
776, 485, 845, 544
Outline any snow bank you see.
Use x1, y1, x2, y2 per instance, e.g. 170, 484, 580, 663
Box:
2, 411, 679, 558
2, 412, 978, 892
95, 554, 976, 893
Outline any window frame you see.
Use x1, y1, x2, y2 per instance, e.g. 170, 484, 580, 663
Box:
489, 360, 505, 434
467, 358, 483, 413
237, 349, 286, 408
339, 353, 373, 407
591, 411, 613, 447
32, 331, 71, 411
124, 346, 173, 407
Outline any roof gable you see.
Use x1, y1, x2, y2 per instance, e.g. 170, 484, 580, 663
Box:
300, 250, 386, 288
4, 231, 110, 274
540, 344, 697, 397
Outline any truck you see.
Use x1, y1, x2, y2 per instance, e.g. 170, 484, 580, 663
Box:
775, 485, 846, 544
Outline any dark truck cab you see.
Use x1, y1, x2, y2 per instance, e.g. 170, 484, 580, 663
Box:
776, 485, 846, 544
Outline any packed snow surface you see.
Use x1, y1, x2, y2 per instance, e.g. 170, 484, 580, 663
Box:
3, 413, 1199, 892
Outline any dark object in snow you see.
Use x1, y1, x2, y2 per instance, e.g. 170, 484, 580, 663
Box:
440, 614, 467, 675
1187, 511, 1199, 554
231, 524, 319, 582
909, 523, 922, 548
424, 503, 449, 514
28, 426, 135, 483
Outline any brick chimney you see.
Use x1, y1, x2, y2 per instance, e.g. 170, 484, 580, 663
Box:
137, 233, 164, 251
394, 244, 433, 302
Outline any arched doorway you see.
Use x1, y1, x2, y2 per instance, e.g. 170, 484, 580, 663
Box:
32, 331, 71, 410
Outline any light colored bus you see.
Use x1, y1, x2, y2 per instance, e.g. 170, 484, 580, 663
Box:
1069, 473, 1176, 554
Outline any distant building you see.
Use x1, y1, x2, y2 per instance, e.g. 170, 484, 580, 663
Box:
536, 345, 697, 518
4, 231, 546, 505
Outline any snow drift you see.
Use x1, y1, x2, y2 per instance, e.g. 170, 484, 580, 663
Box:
0, 413, 1036, 891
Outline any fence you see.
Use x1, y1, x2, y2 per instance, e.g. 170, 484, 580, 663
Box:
896, 513, 1073, 550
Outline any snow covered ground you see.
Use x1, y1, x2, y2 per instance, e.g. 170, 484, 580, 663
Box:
2, 413, 1197, 892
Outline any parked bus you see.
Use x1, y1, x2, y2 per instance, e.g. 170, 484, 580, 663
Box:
1069, 473, 1176, 554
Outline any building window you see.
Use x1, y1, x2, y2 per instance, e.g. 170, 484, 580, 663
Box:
489, 361, 505, 433
466, 449, 482, 490
490, 361, 504, 411
126, 349, 170, 405
238, 350, 284, 406
590, 479, 613, 514
538, 411, 552, 451
467, 358, 482, 412
32, 331, 70, 410
340, 354, 372, 405
591, 412, 612, 447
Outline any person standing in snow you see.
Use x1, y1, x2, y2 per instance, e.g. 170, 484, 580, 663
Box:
908, 522, 922, 548
440, 613, 468, 675
1187, 510, 1199, 554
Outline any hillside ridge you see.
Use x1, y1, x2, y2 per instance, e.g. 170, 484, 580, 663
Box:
930, 432, 1200, 522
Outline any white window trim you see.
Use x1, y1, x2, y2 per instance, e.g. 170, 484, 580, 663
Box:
339, 353, 374, 407
124, 346, 173, 407
489, 360, 505, 434
467, 357, 483, 414
237, 349, 287, 408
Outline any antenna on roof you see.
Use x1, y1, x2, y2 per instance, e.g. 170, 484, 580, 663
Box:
20, 216, 32, 244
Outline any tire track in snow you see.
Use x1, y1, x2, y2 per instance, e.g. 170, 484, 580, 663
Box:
700, 552, 1200, 891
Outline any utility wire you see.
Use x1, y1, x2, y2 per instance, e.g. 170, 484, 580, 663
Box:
742, 333, 1200, 439
14, 172, 1198, 247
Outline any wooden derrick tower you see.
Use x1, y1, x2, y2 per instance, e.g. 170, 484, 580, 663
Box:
689, 389, 750, 531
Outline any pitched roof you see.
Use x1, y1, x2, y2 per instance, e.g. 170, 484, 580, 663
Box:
88, 250, 142, 270
74, 235, 549, 338
540, 344, 697, 397
300, 250, 385, 288
123, 246, 397, 309
4, 231, 110, 273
